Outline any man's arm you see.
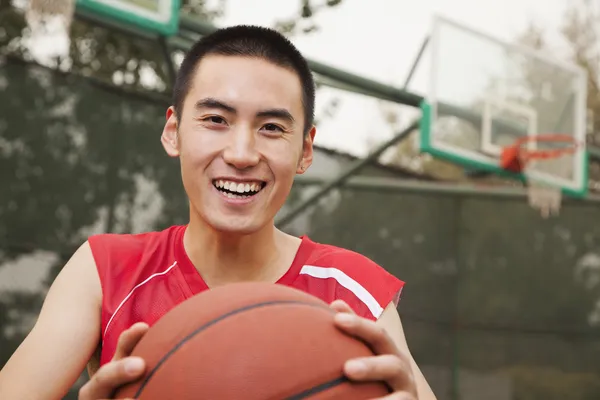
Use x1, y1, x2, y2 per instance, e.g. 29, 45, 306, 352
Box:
0, 241, 103, 400
376, 302, 437, 399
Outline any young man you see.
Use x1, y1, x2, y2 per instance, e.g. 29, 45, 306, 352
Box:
0, 26, 436, 400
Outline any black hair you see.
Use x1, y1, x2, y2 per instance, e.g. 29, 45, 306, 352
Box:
172, 25, 316, 134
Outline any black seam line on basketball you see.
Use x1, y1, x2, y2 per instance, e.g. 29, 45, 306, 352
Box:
284, 376, 350, 400
134, 299, 333, 398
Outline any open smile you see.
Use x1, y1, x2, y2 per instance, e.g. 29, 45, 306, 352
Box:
212, 179, 267, 200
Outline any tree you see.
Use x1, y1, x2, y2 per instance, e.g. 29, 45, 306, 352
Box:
560, 0, 600, 189
0, 1, 346, 397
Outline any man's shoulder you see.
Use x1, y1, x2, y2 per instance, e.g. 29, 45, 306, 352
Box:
297, 237, 405, 320
87, 225, 185, 280
303, 238, 384, 272
88, 225, 183, 255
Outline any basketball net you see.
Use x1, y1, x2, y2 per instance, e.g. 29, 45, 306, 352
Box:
26, 0, 76, 33
500, 134, 578, 219
525, 172, 562, 219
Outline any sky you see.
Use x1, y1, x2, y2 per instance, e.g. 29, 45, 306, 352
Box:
213, 0, 571, 156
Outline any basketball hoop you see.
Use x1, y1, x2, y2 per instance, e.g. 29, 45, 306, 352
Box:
500, 134, 580, 218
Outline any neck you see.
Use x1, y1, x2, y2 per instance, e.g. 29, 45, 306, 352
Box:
183, 211, 299, 287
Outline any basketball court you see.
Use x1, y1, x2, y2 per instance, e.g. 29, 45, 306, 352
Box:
7, 1, 600, 399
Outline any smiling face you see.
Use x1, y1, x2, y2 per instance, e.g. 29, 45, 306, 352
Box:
161, 55, 315, 235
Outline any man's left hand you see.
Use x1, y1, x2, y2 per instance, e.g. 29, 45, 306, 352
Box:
330, 300, 418, 400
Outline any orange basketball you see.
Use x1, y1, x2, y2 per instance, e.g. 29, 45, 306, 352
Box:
114, 282, 390, 399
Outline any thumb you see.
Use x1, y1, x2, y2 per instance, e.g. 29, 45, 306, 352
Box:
330, 300, 355, 314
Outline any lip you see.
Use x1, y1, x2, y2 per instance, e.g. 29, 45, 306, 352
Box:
211, 182, 265, 206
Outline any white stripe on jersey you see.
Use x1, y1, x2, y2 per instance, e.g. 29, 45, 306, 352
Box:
103, 261, 178, 337
299, 265, 384, 319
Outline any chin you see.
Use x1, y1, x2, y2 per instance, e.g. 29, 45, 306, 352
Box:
207, 216, 266, 236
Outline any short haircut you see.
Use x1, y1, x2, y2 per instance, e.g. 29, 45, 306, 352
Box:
172, 25, 316, 134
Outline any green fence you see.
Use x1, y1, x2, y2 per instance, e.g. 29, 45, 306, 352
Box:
2, 57, 600, 400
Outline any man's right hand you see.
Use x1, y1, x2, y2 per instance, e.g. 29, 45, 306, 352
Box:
79, 322, 150, 400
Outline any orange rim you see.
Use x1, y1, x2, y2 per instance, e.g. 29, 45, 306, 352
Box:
500, 134, 580, 173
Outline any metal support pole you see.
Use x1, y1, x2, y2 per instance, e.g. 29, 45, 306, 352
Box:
403, 36, 430, 89
275, 119, 421, 228
451, 199, 463, 400
307, 59, 423, 107
292, 175, 600, 203
313, 74, 402, 102
76, 9, 159, 40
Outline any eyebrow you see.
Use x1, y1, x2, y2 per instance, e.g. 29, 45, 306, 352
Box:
194, 98, 236, 113
194, 97, 295, 125
256, 109, 295, 125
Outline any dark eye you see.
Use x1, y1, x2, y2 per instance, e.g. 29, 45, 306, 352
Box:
205, 116, 226, 125
262, 123, 283, 133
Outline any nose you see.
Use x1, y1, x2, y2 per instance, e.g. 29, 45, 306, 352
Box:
222, 125, 260, 170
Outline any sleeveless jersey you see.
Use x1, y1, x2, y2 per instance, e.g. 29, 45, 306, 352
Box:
88, 225, 404, 366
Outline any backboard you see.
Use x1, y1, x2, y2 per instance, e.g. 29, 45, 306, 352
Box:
76, 0, 180, 36
419, 16, 588, 197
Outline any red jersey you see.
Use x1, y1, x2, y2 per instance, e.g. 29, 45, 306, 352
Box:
89, 225, 404, 366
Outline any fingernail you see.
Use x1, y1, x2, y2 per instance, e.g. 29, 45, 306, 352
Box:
346, 360, 367, 377
335, 313, 355, 326
124, 357, 144, 375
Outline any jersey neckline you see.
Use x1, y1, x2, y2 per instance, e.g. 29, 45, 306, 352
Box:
172, 225, 315, 294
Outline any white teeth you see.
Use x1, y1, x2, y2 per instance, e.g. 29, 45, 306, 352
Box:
223, 192, 251, 199
213, 180, 264, 195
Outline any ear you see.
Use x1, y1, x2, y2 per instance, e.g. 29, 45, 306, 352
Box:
161, 106, 180, 157
297, 126, 316, 174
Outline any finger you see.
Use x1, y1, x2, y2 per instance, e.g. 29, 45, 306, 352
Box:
334, 313, 399, 356
329, 300, 355, 314
78, 357, 145, 400
112, 322, 149, 361
344, 355, 415, 394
